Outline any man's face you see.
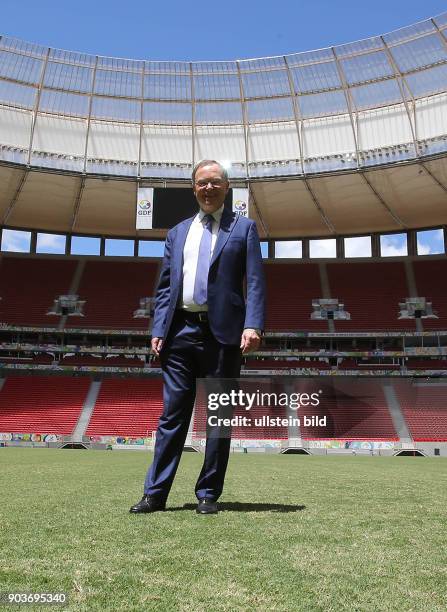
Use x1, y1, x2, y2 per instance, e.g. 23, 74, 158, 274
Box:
193, 163, 229, 214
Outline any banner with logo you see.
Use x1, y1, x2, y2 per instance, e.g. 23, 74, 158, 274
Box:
136, 187, 154, 229
232, 188, 249, 218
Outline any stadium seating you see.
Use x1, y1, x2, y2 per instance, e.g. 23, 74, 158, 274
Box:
394, 381, 447, 441
1, 374, 445, 443
244, 359, 294, 369
192, 398, 288, 440
299, 379, 398, 440
1, 254, 446, 446
61, 355, 145, 367
326, 261, 414, 332
2, 255, 447, 334
413, 260, 447, 330
0, 257, 77, 326
404, 359, 447, 370
244, 359, 332, 370
0, 374, 90, 434
338, 358, 358, 369
68, 260, 159, 329
264, 263, 329, 331
85, 378, 163, 437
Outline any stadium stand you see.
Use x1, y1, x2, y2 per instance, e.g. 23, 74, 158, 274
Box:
404, 359, 447, 370
67, 260, 159, 329
413, 260, 447, 330
244, 359, 332, 370
244, 359, 295, 369
357, 361, 401, 369
300, 379, 398, 440
265, 263, 329, 331
0, 257, 77, 326
1, 255, 447, 334
193, 395, 289, 440
61, 355, 145, 367
327, 261, 414, 332
230, 403, 289, 439
0, 375, 90, 434
394, 381, 447, 441
85, 378, 163, 437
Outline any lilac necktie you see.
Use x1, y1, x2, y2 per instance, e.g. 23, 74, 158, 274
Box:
193, 214, 213, 305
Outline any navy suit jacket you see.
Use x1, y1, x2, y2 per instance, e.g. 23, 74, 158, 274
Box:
151, 207, 265, 346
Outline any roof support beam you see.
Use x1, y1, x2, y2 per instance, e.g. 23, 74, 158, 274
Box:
236, 60, 250, 180
190, 63, 196, 169
419, 162, 447, 195
83, 56, 99, 173
331, 47, 360, 169
70, 176, 86, 232
137, 63, 145, 178
431, 18, 447, 50
360, 171, 406, 229
27, 47, 50, 166
380, 36, 419, 152
2, 169, 28, 225
304, 179, 336, 235
284, 57, 336, 234
371, 233, 381, 257
0, 64, 445, 104
248, 185, 269, 237
283, 56, 305, 175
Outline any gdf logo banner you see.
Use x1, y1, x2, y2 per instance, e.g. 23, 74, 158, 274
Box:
136, 187, 154, 229
232, 188, 249, 218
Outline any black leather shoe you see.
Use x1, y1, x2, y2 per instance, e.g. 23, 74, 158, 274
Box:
129, 495, 166, 513
196, 498, 218, 515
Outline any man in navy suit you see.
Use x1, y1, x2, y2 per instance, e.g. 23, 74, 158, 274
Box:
130, 160, 265, 515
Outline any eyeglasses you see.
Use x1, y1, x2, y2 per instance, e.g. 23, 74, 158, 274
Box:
195, 179, 227, 189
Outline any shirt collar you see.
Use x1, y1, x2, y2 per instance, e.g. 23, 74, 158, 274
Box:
197, 204, 224, 224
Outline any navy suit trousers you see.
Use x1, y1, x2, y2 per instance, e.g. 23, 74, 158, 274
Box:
144, 310, 242, 501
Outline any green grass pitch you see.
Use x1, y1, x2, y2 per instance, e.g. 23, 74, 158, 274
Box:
0, 448, 446, 611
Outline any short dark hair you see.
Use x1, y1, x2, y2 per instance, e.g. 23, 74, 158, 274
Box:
192, 160, 229, 184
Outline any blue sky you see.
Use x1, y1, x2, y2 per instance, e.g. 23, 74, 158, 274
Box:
1, 0, 446, 62
2, 229, 444, 259
1, 1, 446, 257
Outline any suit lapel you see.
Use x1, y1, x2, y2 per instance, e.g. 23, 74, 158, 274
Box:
210, 208, 239, 267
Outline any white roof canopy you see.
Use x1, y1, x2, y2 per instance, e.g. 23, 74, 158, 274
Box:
0, 14, 447, 237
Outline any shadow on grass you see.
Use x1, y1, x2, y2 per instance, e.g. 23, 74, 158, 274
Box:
166, 502, 306, 513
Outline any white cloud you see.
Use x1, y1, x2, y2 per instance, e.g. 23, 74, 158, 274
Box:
417, 229, 444, 255
1, 230, 31, 252
275, 240, 302, 258
381, 234, 407, 257
37, 233, 65, 251
345, 236, 371, 258
310, 239, 336, 258
417, 242, 432, 255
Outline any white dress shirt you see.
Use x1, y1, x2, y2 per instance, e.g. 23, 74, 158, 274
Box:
181, 205, 224, 311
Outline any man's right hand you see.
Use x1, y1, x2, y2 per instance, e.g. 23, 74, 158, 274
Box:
151, 337, 163, 356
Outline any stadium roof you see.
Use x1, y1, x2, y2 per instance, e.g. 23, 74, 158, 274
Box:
0, 13, 447, 238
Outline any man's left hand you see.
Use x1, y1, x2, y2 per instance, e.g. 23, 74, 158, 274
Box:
240, 329, 261, 354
